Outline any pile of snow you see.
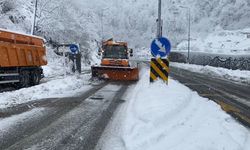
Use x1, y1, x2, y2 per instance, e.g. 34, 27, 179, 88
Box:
176, 28, 250, 55
171, 62, 250, 84
42, 46, 70, 79
0, 74, 92, 109
97, 67, 250, 150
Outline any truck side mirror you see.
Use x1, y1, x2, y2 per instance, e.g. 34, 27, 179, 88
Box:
130, 49, 133, 57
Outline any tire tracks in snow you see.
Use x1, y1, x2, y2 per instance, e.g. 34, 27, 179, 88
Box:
1, 81, 134, 150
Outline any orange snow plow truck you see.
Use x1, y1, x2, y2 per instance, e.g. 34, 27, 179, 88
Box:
0, 29, 47, 88
91, 39, 139, 81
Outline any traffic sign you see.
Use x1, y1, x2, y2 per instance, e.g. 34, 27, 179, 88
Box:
151, 37, 171, 57
69, 44, 79, 54
150, 58, 169, 84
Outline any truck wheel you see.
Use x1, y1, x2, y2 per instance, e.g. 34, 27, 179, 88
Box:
18, 70, 30, 88
30, 70, 41, 85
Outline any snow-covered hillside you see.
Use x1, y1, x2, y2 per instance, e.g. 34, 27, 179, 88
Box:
176, 28, 250, 55
0, 0, 33, 33
1, 0, 250, 49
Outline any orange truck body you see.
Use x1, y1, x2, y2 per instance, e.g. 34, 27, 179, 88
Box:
0, 29, 47, 87
0, 29, 47, 68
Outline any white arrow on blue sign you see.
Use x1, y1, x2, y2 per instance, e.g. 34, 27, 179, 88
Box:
151, 37, 171, 57
69, 44, 79, 54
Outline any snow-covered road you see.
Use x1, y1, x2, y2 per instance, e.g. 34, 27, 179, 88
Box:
0, 82, 130, 150
97, 67, 250, 150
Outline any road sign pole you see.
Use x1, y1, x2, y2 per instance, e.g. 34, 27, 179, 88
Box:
76, 44, 80, 74
180, 6, 191, 63
63, 45, 67, 77
157, 0, 162, 38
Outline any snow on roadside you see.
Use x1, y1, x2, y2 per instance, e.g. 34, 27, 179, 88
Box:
98, 67, 250, 150
42, 46, 69, 79
0, 74, 93, 109
171, 62, 250, 84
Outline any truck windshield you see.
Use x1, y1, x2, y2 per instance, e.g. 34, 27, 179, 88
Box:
103, 45, 128, 59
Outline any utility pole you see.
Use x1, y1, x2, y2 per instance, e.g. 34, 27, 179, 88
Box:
187, 8, 191, 63
100, 8, 108, 42
31, 0, 38, 35
101, 10, 104, 42
157, 0, 162, 38
179, 6, 191, 63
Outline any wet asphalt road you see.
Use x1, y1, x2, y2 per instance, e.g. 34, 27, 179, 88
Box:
170, 66, 250, 127
0, 82, 131, 150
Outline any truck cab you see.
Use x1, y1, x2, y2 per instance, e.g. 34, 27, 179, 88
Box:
99, 39, 132, 67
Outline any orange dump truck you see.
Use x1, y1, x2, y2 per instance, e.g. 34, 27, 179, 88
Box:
0, 29, 47, 88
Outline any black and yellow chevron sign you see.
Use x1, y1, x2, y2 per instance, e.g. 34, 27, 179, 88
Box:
150, 58, 170, 83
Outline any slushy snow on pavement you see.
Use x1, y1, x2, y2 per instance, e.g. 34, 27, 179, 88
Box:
97, 67, 250, 150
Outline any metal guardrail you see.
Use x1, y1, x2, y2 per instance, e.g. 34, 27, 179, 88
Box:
208, 56, 250, 70
169, 52, 250, 71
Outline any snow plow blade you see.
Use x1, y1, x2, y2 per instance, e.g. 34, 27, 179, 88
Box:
91, 66, 139, 81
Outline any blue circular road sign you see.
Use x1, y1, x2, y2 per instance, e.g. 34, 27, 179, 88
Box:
69, 44, 79, 53
151, 37, 171, 57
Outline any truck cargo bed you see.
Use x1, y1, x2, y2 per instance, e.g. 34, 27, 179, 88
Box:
0, 42, 47, 67
0, 29, 47, 87
0, 29, 47, 68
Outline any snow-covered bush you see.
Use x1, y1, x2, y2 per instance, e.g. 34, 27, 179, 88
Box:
1, 0, 15, 13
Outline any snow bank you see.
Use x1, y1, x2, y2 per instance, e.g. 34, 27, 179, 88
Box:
42, 47, 68, 79
98, 67, 250, 150
177, 28, 250, 55
0, 74, 92, 109
171, 62, 250, 84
